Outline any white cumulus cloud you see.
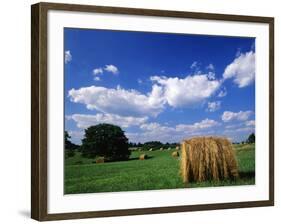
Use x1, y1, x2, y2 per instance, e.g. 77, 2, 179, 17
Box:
104, 64, 119, 74
65, 50, 72, 64
223, 51, 255, 88
224, 126, 254, 133
150, 74, 221, 108
206, 101, 221, 112
206, 63, 215, 70
93, 68, 103, 75
68, 85, 165, 117
222, 110, 252, 122
190, 61, 198, 69
69, 71, 221, 118
68, 113, 148, 129
94, 76, 101, 81
207, 72, 216, 80
127, 118, 219, 143
140, 122, 174, 132
245, 120, 255, 126
176, 118, 220, 133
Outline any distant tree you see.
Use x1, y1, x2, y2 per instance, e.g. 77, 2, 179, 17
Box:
64, 131, 75, 157
65, 131, 71, 147
163, 142, 170, 149
247, 133, 255, 144
128, 142, 137, 147
81, 123, 130, 161
139, 141, 179, 150
142, 141, 163, 150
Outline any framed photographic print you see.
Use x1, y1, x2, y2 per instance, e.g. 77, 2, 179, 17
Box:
31, 2, 274, 221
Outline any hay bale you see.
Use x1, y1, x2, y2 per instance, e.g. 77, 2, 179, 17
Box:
149, 148, 153, 151
139, 154, 148, 160
175, 146, 180, 150
172, 151, 179, 157
96, 157, 105, 164
180, 137, 238, 184
159, 147, 163, 151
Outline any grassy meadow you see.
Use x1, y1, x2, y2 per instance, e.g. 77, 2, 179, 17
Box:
64, 144, 255, 194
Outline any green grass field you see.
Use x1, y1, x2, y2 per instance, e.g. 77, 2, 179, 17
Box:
64, 144, 255, 194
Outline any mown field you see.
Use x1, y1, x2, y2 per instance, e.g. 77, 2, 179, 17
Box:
64, 144, 255, 194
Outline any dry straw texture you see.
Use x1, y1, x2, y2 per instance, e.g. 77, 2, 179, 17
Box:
180, 137, 238, 184
172, 151, 179, 157
139, 154, 148, 160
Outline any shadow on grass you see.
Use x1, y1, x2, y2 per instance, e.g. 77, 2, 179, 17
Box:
91, 155, 154, 164
239, 171, 255, 179
129, 155, 154, 161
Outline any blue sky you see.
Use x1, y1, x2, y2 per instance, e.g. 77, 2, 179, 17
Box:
64, 28, 255, 144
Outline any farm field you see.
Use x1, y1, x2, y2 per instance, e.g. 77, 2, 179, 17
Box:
64, 144, 255, 194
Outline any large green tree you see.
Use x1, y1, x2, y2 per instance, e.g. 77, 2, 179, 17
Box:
81, 123, 130, 161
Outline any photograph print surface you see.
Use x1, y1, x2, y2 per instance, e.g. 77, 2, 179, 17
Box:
64, 28, 255, 194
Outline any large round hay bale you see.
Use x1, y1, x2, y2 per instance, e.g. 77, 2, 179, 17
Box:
149, 148, 153, 151
172, 151, 179, 157
180, 137, 238, 184
139, 154, 148, 160
175, 146, 180, 150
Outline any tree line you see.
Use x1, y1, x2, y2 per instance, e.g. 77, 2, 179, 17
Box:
65, 123, 255, 161
128, 141, 179, 150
